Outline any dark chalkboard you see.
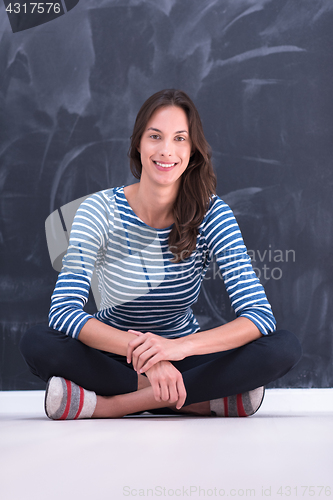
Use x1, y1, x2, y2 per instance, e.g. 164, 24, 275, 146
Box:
0, 0, 332, 389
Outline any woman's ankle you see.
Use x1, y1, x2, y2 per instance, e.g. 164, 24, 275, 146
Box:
92, 394, 123, 418
92, 386, 156, 418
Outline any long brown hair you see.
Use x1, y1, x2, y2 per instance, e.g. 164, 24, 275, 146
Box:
128, 89, 217, 263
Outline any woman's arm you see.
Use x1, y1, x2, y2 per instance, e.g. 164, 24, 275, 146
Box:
205, 198, 276, 336
178, 316, 262, 357
78, 317, 139, 356
48, 192, 110, 339
127, 317, 262, 373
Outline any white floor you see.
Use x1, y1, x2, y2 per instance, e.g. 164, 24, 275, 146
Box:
0, 389, 332, 500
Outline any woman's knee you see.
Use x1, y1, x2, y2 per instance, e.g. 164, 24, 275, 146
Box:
266, 329, 303, 371
20, 324, 57, 369
20, 324, 72, 381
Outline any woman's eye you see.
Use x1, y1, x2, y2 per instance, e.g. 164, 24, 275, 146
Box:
175, 136, 185, 141
150, 134, 160, 140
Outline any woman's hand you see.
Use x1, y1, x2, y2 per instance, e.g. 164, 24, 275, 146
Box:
127, 330, 187, 373
145, 360, 187, 410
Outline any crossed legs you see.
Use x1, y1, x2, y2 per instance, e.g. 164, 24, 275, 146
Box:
20, 325, 302, 418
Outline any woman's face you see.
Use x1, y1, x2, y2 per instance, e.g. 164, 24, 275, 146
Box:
138, 105, 192, 188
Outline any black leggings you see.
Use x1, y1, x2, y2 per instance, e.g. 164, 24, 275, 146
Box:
20, 325, 302, 406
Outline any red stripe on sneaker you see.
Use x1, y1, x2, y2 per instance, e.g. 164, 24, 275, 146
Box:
60, 379, 72, 420
224, 397, 228, 417
74, 386, 84, 420
237, 393, 247, 417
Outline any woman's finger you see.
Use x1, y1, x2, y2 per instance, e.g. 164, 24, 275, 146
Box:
135, 345, 161, 372
176, 377, 187, 409
128, 329, 144, 335
126, 334, 147, 363
152, 379, 162, 402
138, 352, 162, 373
159, 378, 170, 402
167, 380, 178, 404
131, 342, 156, 371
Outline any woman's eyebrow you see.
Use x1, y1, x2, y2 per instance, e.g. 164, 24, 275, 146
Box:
147, 127, 188, 134
147, 127, 162, 133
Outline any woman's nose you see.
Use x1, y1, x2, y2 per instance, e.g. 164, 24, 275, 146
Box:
159, 139, 174, 156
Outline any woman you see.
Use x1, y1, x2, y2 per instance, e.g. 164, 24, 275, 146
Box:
20, 89, 302, 419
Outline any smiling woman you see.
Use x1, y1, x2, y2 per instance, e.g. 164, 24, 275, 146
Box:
20, 89, 302, 420
124, 106, 193, 232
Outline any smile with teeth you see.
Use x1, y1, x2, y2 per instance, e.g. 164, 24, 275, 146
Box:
153, 161, 177, 168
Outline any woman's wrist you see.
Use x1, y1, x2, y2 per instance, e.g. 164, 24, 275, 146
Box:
174, 335, 195, 359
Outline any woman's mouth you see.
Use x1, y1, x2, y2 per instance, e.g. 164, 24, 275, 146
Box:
153, 160, 177, 170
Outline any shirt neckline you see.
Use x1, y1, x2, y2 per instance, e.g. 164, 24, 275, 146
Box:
119, 185, 174, 231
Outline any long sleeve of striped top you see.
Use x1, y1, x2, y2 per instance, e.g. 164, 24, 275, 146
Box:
202, 196, 276, 335
48, 186, 276, 339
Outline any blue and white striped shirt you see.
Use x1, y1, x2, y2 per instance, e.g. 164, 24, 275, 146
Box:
49, 186, 276, 339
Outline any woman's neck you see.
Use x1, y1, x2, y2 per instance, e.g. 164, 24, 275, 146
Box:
124, 179, 180, 229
